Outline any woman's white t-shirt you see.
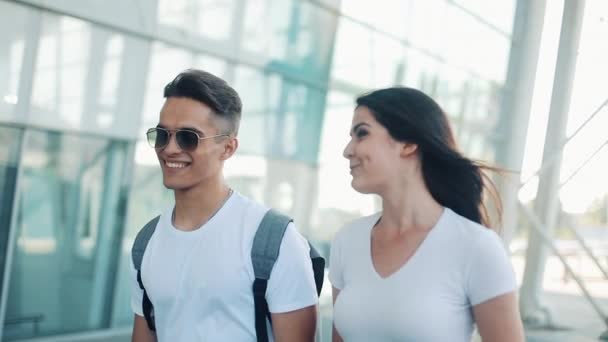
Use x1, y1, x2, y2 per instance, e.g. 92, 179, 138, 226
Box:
130, 192, 318, 342
329, 208, 517, 342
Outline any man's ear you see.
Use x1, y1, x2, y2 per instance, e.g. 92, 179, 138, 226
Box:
401, 142, 418, 158
220, 137, 238, 161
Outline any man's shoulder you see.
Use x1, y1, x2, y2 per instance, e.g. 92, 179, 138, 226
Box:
228, 192, 269, 222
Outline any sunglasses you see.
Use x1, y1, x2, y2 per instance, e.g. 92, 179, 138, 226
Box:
146, 127, 229, 151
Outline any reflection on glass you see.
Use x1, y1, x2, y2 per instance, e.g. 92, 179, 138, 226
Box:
4, 130, 128, 340
110, 140, 173, 326
0, 2, 28, 122
157, 0, 235, 41
330, 19, 373, 85
243, 0, 336, 81
0, 126, 22, 307
233, 66, 324, 162
140, 43, 227, 132
28, 12, 143, 139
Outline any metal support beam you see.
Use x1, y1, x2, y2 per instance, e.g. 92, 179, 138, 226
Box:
494, 0, 546, 245
519, 0, 586, 327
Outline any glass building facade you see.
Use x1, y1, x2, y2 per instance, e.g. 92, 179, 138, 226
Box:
0, 0, 527, 341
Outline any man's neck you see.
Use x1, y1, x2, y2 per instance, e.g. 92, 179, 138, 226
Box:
172, 180, 232, 231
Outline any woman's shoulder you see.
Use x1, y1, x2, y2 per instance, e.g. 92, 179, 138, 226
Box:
443, 207, 493, 233
441, 208, 503, 247
333, 212, 382, 243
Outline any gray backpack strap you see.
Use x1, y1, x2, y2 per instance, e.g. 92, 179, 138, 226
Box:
131, 216, 160, 271
251, 209, 291, 280
251, 209, 291, 342
131, 215, 160, 332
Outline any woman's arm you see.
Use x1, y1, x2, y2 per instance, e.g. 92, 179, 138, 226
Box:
332, 287, 344, 342
131, 315, 157, 342
473, 291, 524, 342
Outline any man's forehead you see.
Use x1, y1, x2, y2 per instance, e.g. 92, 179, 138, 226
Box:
158, 110, 218, 133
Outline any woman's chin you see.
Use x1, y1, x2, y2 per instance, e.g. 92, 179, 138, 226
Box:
351, 179, 373, 194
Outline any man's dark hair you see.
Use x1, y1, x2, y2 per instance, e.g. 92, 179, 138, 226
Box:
164, 69, 242, 135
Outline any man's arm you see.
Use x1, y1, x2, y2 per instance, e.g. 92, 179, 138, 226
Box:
473, 291, 524, 342
131, 314, 157, 342
271, 305, 317, 342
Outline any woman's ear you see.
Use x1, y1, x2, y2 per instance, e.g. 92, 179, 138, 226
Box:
401, 142, 418, 157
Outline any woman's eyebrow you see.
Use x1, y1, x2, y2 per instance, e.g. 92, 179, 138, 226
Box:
351, 122, 371, 133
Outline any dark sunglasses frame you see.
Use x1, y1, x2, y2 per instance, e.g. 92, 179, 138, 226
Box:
146, 127, 229, 151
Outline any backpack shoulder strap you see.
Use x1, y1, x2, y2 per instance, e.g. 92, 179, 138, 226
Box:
308, 242, 325, 296
132, 216, 160, 271
251, 209, 291, 342
251, 209, 291, 280
131, 215, 160, 332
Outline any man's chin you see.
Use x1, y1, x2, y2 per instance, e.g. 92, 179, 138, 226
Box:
163, 180, 192, 191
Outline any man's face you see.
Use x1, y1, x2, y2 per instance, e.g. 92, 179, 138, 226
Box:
155, 97, 234, 191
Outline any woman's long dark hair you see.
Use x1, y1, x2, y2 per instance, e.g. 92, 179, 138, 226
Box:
356, 87, 501, 227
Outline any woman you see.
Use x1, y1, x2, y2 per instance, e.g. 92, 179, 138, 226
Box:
330, 87, 524, 342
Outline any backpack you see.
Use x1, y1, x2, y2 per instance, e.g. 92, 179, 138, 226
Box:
131, 209, 325, 342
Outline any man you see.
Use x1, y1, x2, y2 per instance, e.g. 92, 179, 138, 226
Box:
130, 69, 318, 341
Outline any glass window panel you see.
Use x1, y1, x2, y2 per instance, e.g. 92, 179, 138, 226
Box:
0, 125, 23, 304
4, 131, 128, 340
405, 0, 450, 54
28, 12, 147, 139
340, 0, 412, 38
157, 0, 236, 42
0, 2, 29, 123
111, 139, 172, 326
331, 19, 373, 86
140, 43, 228, 133
316, 90, 376, 222
452, 0, 516, 35
399, 50, 440, 90
242, 0, 291, 59
442, 5, 511, 83
233, 65, 281, 156
233, 66, 324, 163
369, 33, 407, 88
243, 0, 336, 81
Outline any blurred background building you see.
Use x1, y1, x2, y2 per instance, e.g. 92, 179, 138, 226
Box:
0, 0, 607, 341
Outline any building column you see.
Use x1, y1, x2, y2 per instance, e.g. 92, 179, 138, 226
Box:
494, 0, 546, 246
519, 0, 586, 327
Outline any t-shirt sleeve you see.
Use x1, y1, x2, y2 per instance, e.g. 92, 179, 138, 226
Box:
328, 229, 345, 290
466, 229, 518, 306
266, 222, 319, 313
130, 256, 144, 316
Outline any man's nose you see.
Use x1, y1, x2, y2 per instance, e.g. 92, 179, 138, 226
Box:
163, 132, 182, 153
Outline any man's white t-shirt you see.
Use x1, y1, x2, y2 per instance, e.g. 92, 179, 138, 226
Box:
329, 207, 517, 342
130, 191, 318, 341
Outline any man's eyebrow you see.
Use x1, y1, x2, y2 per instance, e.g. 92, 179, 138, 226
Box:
156, 124, 205, 135
179, 126, 204, 135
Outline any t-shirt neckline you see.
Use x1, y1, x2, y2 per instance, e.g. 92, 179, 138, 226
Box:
367, 207, 449, 280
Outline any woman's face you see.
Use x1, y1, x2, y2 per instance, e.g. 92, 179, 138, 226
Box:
343, 106, 409, 194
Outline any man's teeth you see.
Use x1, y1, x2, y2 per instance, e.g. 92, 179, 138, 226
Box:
166, 162, 187, 168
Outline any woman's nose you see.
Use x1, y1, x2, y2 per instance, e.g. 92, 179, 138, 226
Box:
343, 140, 353, 159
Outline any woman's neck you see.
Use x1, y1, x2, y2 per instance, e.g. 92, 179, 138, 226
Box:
378, 176, 443, 234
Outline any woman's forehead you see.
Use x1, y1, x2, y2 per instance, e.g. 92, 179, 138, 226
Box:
352, 106, 378, 126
